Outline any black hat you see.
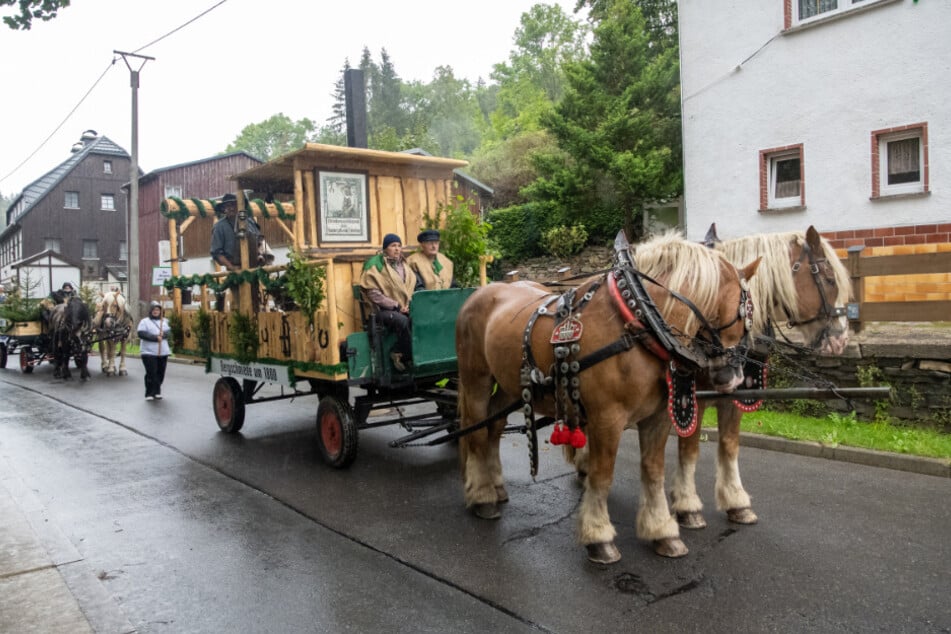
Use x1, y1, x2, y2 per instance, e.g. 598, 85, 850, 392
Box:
382, 233, 402, 249
417, 229, 440, 243
214, 193, 238, 213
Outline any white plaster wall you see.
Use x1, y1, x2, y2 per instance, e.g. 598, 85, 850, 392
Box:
678, 0, 950, 240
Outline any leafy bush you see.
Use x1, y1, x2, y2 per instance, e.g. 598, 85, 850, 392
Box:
540, 224, 588, 259
423, 194, 494, 288
486, 202, 555, 260
228, 312, 259, 364
282, 249, 326, 329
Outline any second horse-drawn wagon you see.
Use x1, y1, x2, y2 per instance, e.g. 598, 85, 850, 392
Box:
162, 144, 482, 467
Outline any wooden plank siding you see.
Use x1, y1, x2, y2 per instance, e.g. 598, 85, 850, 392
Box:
845, 247, 951, 331
133, 153, 263, 302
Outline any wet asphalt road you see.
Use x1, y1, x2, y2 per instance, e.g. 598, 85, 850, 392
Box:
1, 359, 949, 633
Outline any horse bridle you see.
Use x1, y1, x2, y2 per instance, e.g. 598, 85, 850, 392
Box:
783, 241, 847, 349
611, 248, 753, 373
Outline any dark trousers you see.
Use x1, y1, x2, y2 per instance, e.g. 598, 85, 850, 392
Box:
141, 354, 168, 397
375, 309, 412, 358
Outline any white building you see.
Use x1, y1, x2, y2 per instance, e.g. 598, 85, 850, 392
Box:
678, 0, 949, 249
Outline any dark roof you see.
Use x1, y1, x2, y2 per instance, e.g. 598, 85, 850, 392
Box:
10, 248, 81, 270
132, 151, 263, 188
6, 135, 130, 225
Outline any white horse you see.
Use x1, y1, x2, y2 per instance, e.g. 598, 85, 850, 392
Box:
94, 291, 133, 376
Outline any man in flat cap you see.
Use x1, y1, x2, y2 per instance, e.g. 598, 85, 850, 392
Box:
210, 193, 263, 272
360, 233, 417, 372
406, 229, 457, 291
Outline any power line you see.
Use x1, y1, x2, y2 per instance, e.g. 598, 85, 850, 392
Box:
133, 0, 229, 54
0, 0, 231, 191
0, 60, 116, 188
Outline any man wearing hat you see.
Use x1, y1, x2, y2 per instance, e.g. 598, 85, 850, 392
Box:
406, 229, 456, 290
360, 233, 417, 372
210, 193, 263, 272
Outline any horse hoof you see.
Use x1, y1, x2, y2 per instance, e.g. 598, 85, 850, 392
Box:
727, 507, 758, 524
676, 511, 708, 530
471, 502, 501, 520
653, 537, 689, 558
495, 486, 509, 504
586, 542, 621, 564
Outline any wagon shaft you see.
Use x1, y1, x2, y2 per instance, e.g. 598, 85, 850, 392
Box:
695, 387, 891, 400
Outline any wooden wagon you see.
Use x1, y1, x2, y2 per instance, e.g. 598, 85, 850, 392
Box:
162, 144, 483, 467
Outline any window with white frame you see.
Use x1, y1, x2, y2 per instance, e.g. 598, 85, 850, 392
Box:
791, 0, 898, 27
164, 185, 183, 199
872, 123, 928, 198
83, 240, 98, 259
119, 241, 128, 261
103, 160, 113, 174
760, 145, 804, 210
64, 191, 79, 209
45, 238, 62, 253
101, 194, 115, 210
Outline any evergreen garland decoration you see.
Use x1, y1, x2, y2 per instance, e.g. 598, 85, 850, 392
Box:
163, 268, 286, 295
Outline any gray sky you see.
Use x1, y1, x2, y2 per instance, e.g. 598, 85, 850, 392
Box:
0, 0, 583, 195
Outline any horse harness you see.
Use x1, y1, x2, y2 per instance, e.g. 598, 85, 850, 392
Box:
517, 249, 753, 476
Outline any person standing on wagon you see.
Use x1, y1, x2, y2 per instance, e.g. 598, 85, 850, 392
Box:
210, 193, 263, 310
360, 233, 417, 372
137, 301, 171, 401
406, 229, 458, 290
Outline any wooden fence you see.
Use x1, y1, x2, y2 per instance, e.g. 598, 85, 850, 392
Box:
845, 246, 951, 332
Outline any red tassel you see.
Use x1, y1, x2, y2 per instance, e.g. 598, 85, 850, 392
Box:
549, 423, 566, 445
569, 427, 587, 449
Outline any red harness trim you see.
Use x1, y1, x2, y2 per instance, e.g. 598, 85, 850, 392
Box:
607, 272, 671, 362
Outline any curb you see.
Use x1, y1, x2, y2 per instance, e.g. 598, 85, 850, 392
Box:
700, 429, 951, 479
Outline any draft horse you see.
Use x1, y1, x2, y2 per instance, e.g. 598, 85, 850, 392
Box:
455, 232, 761, 564
49, 296, 92, 381
670, 225, 852, 529
93, 291, 133, 376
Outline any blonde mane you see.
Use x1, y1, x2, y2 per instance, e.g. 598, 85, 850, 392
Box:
632, 231, 733, 338
717, 232, 851, 335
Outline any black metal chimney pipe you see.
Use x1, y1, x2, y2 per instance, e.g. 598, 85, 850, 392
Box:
344, 69, 368, 148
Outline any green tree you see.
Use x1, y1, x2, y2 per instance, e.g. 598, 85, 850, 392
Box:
425, 66, 482, 158
527, 0, 681, 240
488, 3, 588, 141
224, 113, 316, 161
1, 0, 70, 30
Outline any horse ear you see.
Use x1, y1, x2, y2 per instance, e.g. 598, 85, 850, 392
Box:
740, 256, 763, 281
805, 225, 823, 252
703, 223, 721, 247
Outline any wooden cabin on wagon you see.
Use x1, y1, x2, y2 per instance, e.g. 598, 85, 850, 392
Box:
163, 143, 466, 384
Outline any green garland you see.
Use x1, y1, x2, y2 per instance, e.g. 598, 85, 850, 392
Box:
163, 268, 286, 295
228, 312, 259, 364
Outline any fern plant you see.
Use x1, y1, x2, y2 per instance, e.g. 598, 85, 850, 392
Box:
283, 250, 326, 329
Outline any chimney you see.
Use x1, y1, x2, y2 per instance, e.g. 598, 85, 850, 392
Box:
344, 69, 367, 148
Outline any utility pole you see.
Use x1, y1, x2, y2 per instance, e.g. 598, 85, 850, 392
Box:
114, 50, 154, 321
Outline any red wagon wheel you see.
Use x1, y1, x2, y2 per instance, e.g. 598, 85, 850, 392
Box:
213, 377, 245, 433
19, 347, 33, 374
315, 396, 358, 469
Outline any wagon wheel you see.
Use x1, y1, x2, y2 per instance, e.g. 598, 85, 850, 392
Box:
0, 343, 7, 368
213, 377, 245, 433
315, 396, 358, 469
19, 347, 33, 374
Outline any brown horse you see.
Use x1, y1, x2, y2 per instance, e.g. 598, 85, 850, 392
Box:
93, 291, 133, 376
455, 232, 760, 564
49, 296, 91, 381
670, 225, 852, 529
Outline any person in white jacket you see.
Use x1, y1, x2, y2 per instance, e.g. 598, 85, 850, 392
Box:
137, 301, 171, 400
